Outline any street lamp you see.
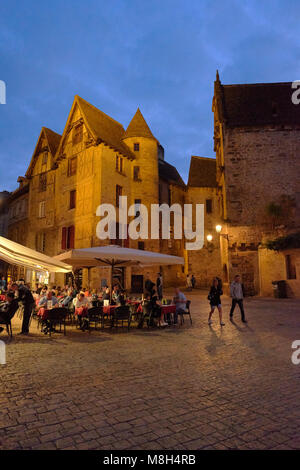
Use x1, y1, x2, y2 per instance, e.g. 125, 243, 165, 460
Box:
215, 224, 229, 241
206, 234, 213, 242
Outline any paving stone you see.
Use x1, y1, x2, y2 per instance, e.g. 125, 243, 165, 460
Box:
0, 293, 300, 450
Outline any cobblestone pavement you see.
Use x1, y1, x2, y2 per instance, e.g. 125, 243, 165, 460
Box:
0, 291, 300, 450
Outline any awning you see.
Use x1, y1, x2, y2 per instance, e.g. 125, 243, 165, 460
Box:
0, 236, 72, 273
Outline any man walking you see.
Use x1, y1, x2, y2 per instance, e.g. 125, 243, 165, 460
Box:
229, 275, 247, 323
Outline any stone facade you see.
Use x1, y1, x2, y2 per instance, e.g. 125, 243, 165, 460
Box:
6, 96, 190, 290
213, 73, 300, 296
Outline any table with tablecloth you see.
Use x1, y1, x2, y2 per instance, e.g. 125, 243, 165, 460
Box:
0, 295, 6, 302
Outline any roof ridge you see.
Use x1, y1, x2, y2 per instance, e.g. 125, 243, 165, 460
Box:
76, 95, 125, 130
191, 155, 216, 160
42, 127, 62, 137
222, 81, 293, 87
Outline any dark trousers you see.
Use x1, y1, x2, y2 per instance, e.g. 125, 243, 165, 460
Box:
157, 286, 163, 300
230, 299, 245, 321
22, 303, 34, 333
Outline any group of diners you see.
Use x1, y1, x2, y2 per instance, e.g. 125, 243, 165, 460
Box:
29, 280, 189, 334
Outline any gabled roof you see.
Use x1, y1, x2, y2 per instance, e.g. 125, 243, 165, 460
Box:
123, 108, 157, 141
55, 96, 136, 160
188, 156, 217, 188
159, 160, 186, 188
214, 75, 300, 127
25, 127, 61, 178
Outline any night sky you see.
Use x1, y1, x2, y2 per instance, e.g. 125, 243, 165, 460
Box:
1, 0, 300, 191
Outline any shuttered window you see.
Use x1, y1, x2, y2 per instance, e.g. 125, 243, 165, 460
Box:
38, 201, 45, 218
61, 225, 75, 250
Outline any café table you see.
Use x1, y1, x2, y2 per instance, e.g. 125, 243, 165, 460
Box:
161, 304, 176, 323
102, 305, 117, 315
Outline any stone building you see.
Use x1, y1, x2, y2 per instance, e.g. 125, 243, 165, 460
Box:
213, 72, 300, 296
18, 96, 187, 290
185, 156, 222, 288
0, 191, 10, 237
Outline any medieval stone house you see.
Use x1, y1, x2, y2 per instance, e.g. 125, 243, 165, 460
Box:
213, 72, 300, 296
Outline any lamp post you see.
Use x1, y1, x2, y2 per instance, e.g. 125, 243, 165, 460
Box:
215, 224, 229, 241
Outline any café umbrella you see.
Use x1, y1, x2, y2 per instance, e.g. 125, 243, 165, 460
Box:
55, 245, 184, 296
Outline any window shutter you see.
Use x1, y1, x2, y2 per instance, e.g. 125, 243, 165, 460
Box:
124, 224, 129, 248
69, 225, 75, 249
61, 227, 67, 250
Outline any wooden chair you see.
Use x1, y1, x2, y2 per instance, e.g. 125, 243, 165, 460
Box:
179, 300, 192, 325
111, 306, 131, 331
0, 317, 13, 338
46, 307, 68, 336
86, 306, 103, 333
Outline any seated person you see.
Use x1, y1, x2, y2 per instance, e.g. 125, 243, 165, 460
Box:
137, 294, 151, 328
112, 285, 120, 304
102, 287, 110, 301
38, 290, 59, 309
61, 288, 75, 307
150, 289, 168, 327
116, 290, 126, 306
0, 292, 19, 333
173, 288, 187, 324
74, 292, 91, 329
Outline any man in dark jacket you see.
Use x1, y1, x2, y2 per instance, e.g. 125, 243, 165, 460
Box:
0, 292, 19, 333
11, 282, 35, 334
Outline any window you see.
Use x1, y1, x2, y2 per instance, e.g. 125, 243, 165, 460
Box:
39, 173, 47, 192
133, 166, 140, 181
138, 241, 145, 250
206, 199, 213, 214
68, 156, 77, 176
134, 143, 139, 151
116, 155, 123, 173
134, 199, 141, 218
116, 185, 122, 207
42, 151, 48, 165
110, 223, 129, 248
73, 124, 83, 145
36, 232, 46, 253
61, 226, 75, 250
38, 201, 45, 218
286, 254, 297, 280
69, 190, 76, 210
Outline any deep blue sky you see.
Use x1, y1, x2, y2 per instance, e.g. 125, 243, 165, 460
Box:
1, 0, 300, 191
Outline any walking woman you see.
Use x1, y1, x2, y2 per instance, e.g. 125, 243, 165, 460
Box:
208, 278, 225, 326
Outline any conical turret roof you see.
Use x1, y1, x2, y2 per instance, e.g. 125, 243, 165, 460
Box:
123, 108, 157, 140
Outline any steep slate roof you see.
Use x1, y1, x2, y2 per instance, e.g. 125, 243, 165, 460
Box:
216, 80, 300, 127
188, 156, 217, 187
123, 108, 157, 141
43, 127, 61, 155
159, 160, 186, 188
26, 127, 61, 178
75, 96, 136, 160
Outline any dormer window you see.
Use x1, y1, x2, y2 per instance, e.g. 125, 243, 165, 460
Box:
73, 123, 83, 145
134, 143, 139, 152
42, 151, 48, 165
